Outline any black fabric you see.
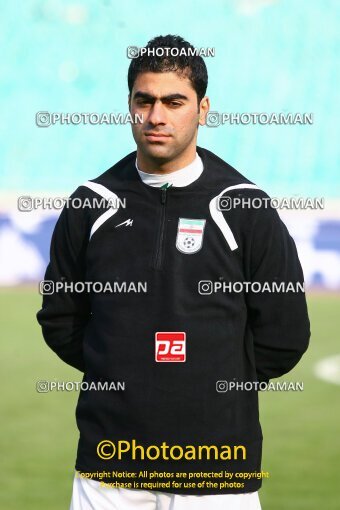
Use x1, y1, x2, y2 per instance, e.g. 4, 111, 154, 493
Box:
37, 146, 310, 495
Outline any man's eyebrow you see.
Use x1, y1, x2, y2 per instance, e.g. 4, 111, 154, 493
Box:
133, 91, 189, 101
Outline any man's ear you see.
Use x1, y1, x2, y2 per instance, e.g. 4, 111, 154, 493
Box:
128, 94, 131, 111
199, 96, 210, 126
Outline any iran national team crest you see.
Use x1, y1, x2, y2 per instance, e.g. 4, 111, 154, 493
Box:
176, 218, 206, 254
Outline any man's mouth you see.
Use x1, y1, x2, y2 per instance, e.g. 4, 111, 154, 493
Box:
144, 132, 171, 142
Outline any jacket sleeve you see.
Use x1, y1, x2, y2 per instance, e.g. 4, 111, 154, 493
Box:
36, 190, 91, 371
245, 200, 311, 383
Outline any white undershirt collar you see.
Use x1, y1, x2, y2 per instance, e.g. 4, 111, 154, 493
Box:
135, 152, 203, 188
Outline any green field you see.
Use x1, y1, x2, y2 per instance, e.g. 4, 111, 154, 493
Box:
1, 289, 339, 509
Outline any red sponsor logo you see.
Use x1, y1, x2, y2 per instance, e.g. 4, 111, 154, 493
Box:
155, 332, 186, 362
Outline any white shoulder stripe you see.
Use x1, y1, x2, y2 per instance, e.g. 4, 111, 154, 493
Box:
82, 180, 119, 202
209, 184, 259, 251
89, 209, 117, 240
81, 181, 120, 240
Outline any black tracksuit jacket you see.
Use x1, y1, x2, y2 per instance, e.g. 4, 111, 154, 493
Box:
37, 146, 310, 495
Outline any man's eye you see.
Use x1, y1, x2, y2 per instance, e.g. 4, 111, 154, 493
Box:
169, 101, 182, 107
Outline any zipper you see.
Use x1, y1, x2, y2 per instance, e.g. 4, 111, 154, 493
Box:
153, 188, 167, 269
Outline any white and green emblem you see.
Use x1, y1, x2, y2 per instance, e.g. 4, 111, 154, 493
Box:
176, 218, 206, 254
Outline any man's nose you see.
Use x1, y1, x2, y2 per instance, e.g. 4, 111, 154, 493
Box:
147, 101, 167, 125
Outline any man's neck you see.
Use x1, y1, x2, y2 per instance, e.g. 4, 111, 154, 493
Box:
135, 152, 204, 188
136, 146, 197, 175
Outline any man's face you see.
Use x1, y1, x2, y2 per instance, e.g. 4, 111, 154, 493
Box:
129, 71, 208, 163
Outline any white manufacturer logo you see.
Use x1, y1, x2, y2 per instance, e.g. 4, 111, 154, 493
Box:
115, 219, 133, 228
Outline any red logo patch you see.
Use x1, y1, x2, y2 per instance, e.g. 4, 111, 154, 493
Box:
155, 332, 186, 362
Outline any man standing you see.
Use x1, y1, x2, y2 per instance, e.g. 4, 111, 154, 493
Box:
37, 35, 310, 510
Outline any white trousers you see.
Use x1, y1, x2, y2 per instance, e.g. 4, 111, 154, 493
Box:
70, 475, 262, 510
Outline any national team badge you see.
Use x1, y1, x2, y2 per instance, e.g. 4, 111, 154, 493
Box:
176, 218, 206, 254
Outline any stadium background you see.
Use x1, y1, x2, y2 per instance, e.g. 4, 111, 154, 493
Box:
0, 0, 339, 508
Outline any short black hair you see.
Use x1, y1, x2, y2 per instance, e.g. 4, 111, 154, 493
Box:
128, 35, 208, 104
